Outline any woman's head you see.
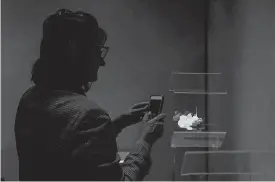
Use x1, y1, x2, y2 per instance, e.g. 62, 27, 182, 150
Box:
31, 9, 108, 93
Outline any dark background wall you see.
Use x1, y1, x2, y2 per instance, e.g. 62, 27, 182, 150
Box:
1, 0, 206, 180
208, 0, 275, 180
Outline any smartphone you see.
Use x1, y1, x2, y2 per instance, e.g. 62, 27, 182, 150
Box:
149, 95, 164, 117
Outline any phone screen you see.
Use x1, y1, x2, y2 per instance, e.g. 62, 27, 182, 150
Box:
149, 95, 164, 116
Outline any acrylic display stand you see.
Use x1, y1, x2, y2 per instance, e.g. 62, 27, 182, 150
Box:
169, 72, 227, 180
180, 150, 275, 181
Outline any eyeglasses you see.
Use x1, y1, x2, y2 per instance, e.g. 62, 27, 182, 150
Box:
96, 45, 109, 60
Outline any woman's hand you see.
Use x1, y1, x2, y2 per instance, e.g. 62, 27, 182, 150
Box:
112, 102, 152, 132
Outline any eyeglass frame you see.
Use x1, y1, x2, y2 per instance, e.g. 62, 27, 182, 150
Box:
94, 44, 109, 61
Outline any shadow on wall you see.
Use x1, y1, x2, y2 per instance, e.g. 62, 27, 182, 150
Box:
208, 0, 241, 150
208, 0, 275, 180
208, 0, 243, 180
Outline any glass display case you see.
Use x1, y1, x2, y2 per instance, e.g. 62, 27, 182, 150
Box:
170, 72, 227, 148
169, 72, 228, 180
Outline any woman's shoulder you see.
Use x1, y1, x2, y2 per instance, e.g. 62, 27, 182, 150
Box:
19, 86, 108, 117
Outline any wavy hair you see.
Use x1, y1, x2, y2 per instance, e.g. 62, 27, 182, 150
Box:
31, 9, 107, 93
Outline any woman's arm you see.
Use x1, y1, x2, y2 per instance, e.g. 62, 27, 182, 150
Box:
73, 109, 152, 181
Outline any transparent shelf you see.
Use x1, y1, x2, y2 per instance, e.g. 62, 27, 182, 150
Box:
180, 150, 275, 181
171, 131, 226, 149
170, 72, 227, 95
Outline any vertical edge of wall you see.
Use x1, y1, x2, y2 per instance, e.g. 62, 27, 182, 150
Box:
204, 0, 210, 178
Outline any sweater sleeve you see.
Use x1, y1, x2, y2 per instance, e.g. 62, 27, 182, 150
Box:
72, 109, 152, 181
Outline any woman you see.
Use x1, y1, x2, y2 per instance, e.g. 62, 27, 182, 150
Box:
14, 9, 166, 181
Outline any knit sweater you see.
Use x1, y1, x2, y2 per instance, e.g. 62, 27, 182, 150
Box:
14, 86, 152, 181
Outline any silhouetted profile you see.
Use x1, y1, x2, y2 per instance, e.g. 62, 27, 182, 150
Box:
14, 9, 166, 181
